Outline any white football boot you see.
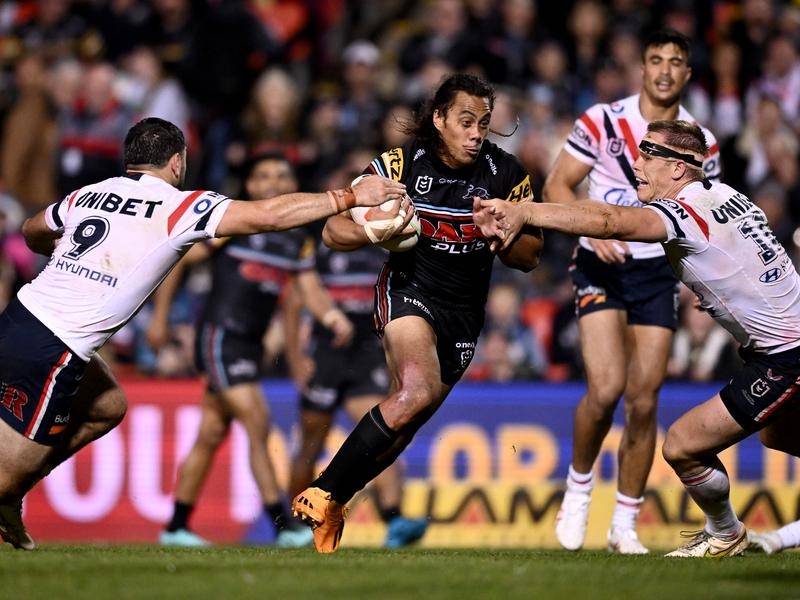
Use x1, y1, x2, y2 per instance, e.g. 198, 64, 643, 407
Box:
555, 490, 591, 551
665, 527, 748, 558
607, 527, 649, 554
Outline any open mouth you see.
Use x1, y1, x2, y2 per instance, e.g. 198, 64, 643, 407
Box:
655, 80, 674, 92
635, 177, 648, 187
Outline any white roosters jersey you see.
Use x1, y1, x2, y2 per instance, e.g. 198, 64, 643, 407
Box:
565, 93, 721, 259
644, 181, 800, 354
18, 173, 232, 360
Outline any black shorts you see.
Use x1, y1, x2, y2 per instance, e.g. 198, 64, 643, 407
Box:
570, 247, 679, 330
0, 298, 87, 445
301, 331, 389, 414
374, 266, 483, 386
195, 322, 263, 393
720, 345, 800, 432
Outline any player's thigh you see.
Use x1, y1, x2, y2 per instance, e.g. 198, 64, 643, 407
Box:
383, 316, 446, 395
0, 418, 51, 495
760, 408, 800, 457
220, 382, 269, 434
578, 309, 629, 399
624, 324, 673, 399
71, 355, 127, 425
663, 394, 749, 465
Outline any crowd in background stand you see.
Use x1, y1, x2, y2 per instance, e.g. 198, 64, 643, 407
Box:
0, 0, 798, 382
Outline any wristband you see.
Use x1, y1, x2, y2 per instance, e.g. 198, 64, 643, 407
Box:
327, 188, 356, 213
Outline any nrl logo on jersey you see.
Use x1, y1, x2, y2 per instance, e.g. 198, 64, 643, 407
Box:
606, 138, 625, 157
416, 175, 433, 195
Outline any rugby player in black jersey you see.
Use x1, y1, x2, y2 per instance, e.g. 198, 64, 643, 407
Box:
283, 232, 428, 548
292, 74, 543, 553
148, 153, 332, 547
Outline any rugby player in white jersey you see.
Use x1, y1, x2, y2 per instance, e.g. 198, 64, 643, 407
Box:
476, 119, 800, 558
0, 117, 406, 550
543, 29, 721, 554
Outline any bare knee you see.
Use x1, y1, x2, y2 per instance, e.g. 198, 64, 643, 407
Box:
105, 387, 128, 427
623, 394, 658, 428
383, 380, 436, 430
662, 426, 695, 471
583, 380, 625, 421
197, 415, 230, 450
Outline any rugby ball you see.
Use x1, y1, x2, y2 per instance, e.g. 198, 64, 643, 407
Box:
349, 199, 420, 252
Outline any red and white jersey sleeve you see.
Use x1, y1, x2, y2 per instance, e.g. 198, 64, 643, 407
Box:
644, 181, 800, 354
562, 94, 720, 260
17, 173, 232, 360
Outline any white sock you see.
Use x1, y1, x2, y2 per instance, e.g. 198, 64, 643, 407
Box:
611, 492, 643, 532
776, 520, 800, 550
680, 466, 741, 538
566, 464, 594, 495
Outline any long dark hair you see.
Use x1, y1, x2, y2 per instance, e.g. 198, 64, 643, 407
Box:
402, 73, 496, 151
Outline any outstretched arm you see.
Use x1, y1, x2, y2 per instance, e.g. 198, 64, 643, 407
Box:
479, 200, 667, 246
215, 176, 406, 237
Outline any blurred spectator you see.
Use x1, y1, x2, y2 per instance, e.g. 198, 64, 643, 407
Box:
398, 0, 480, 76
0, 52, 57, 209
9, 0, 97, 62
120, 45, 189, 134
339, 40, 387, 150
468, 283, 548, 381
56, 62, 132, 197
745, 35, 800, 131
668, 291, 739, 382
727, 0, 777, 89
708, 41, 744, 141
89, 0, 151, 62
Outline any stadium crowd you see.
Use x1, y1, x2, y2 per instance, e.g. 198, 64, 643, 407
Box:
0, 0, 798, 382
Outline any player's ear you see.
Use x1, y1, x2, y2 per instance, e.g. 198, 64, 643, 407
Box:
168, 152, 182, 177
433, 109, 445, 133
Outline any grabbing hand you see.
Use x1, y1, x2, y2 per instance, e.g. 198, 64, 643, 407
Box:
352, 175, 407, 208
361, 195, 416, 244
474, 198, 526, 252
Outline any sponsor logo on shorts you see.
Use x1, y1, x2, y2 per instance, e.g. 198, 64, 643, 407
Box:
0, 383, 28, 421
228, 359, 257, 378
54, 414, 70, 424
306, 386, 337, 408
48, 424, 67, 436
750, 378, 770, 398
766, 369, 784, 382
456, 342, 476, 369
576, 285, 607, 308
403, 296, 433, 317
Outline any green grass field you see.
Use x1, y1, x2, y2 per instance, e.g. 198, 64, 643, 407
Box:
2, 545, 800, 599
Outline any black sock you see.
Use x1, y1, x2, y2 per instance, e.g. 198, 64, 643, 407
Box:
312, 406, 399, 504
166, 501, 193, 532
266, 502, 290, 531
379, 505, 401, 523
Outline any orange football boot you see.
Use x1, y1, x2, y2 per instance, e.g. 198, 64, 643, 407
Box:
292, 487, 347, 554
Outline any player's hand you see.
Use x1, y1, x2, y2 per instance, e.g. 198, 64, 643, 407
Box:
361, 195, 416, 243
352, 175, 407, 207
475, 198, 525, 252
146, 318, 170, 351
587, 238, 630, 264
322, 308, 355, 348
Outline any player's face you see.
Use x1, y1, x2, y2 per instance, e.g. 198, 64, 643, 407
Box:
641, 43, 691, 107
245, 160, 297, 200
433, 91, 492, 168
633, 132, 680, 202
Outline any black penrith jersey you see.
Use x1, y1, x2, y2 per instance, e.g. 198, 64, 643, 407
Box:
364, 138, 533, 307
312, 239, 386, 338
203, 229, 313, 335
